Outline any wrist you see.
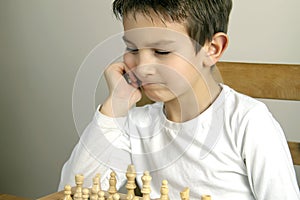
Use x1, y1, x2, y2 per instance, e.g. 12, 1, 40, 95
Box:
100, 97, 132, 117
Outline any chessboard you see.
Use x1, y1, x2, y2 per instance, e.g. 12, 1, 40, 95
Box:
38, 164, 211, 200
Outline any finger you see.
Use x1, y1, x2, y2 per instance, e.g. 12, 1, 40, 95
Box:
110, 62, 127, 74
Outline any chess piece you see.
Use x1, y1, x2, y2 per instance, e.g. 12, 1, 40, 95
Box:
159, 180, 169, 200
63, 185, 72, 200
141, 171, 152, 200
126, 164, 137, 200
98, 190, 105, 200
113, 193, 121, 200
180, 187, 190, 200
108, 171, 117, 199
92, 173, 101, 192
91, 174, 101, 200
74, 174, 84, 200
201, 195, 211, 200
73, 192, 82, 200
82, 188, 89, 200
90, 187, 98, 200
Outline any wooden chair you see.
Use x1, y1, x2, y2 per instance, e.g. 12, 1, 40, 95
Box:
137, 61, 300, 166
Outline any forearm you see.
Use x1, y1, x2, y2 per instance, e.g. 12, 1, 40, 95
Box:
59, 107, 131, 191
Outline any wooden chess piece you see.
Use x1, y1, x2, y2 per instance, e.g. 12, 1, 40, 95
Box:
82, 188, 89, 200
98, 190, 105, 200
141, 171, 152, 200
74, 174, 84, 200
126, 164, 137, 200
91, 173, 101, 200
159, 180, 169, 200
92, 173, 101, 193
201, 195, 211, 200
108, 171, 117, 200
113, 193, 121, 200
63, 185, 72, 200
180, 187, 190, 200
90, 187, 98, 200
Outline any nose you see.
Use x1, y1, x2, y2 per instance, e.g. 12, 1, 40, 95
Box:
135, 49, 156, 78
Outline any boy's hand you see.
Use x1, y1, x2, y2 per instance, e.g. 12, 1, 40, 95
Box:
100, 62, 142, 117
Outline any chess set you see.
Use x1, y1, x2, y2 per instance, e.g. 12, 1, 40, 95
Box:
38, 164, 211, 200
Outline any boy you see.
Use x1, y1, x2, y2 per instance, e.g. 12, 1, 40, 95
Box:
59, 0, 300, 199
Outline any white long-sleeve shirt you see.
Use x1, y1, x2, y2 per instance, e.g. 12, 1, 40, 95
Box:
59, 84, 300, 199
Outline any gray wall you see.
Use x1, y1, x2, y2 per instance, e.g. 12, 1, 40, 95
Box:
0, 0, 121, 198
0, 0, 299, 199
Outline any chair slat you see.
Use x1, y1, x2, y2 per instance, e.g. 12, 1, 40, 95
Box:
216, 62, 300, 100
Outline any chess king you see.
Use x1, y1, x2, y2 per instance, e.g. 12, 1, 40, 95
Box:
59, 0, 300, 199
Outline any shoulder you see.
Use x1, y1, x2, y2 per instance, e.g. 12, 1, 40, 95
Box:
221, 84, 285, 147
220, 84, 283, 144
221, 84, 269, 118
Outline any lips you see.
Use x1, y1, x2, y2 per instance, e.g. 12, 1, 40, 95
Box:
141, 82, 166, 88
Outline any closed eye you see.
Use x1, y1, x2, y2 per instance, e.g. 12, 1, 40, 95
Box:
126, 47, 171, 55
126, 47, 138, 54
155, 50, 171, 55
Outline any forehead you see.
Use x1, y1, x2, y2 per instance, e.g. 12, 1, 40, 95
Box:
123, 12, 187, 33
123, 12, 191, 47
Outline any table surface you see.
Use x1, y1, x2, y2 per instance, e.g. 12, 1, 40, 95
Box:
2, 190, 145, 200
37, 191, 65, 200
0, 192, 65, 200
0, 194, 31, 200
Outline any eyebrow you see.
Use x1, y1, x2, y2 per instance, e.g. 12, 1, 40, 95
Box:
122, 36, 176, 46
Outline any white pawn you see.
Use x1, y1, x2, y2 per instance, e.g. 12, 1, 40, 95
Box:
73, 192, 82, 200
92, 173, 101, 193
160, 180, 169, 200
63, 185, 72, 200
90, 187, 98, 200
180, 187, 190, 200
113, 193, 120, 200
98, 191, 105, 200
82, 188, 89, 200
201, 195, 211, 200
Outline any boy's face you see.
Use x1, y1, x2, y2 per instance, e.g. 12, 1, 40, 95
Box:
122, 12, 213, 102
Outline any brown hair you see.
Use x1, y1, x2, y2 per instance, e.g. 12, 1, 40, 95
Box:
113, 0, 232, 50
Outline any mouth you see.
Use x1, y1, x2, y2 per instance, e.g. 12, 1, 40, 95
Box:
141, 82, 166, 88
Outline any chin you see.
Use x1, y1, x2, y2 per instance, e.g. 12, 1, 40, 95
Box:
143, 88, 175, 103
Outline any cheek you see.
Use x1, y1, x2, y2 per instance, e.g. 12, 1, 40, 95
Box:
123, 53, 136, 69
161, 60, 199, 89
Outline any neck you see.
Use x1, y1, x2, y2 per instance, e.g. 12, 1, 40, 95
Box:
164, 77, 221, 123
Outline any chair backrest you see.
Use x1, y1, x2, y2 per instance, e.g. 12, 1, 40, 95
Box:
136, 61, 300, 166
216, 61, 300, 166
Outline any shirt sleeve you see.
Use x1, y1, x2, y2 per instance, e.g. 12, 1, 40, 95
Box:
242, 104, 300, 199
58, 106, 132, 191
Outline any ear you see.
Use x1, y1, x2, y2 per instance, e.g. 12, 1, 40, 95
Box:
203, 32, 229, 67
